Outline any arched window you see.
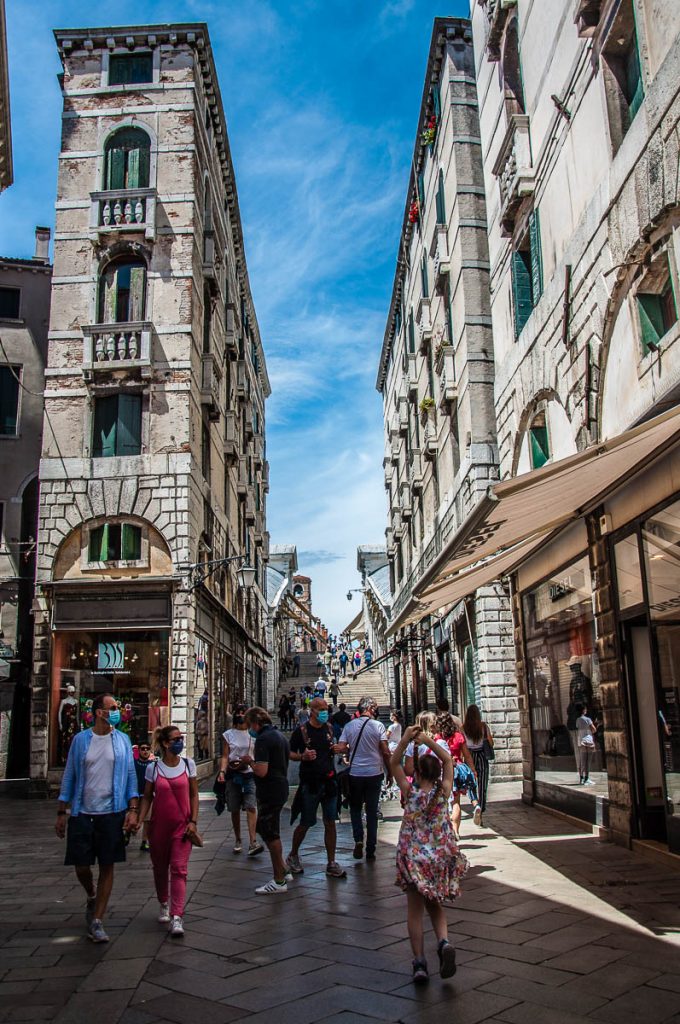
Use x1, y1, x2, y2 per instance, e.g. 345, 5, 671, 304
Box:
104, 127, 151, 191
98, 256, 147, 324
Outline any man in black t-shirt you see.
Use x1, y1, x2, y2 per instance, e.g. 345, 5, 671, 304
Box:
331, 703, 352, 734
286, 698, 346, 879
243, 707, 290, 895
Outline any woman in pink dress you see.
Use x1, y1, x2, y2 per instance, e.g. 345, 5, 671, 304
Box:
391, 725, 468, 984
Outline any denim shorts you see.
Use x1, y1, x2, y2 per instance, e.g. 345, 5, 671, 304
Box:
226, 774, 257, 813
65, 811, 127, 866
299, 780, 338, 828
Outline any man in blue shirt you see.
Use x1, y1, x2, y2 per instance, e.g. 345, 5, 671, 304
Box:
55, 693, 139, 942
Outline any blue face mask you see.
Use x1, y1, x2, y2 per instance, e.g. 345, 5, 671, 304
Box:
169, 739, 184, 755
106, 709, 121, 727
248, 727, 258, 739
317, 711, 329, 724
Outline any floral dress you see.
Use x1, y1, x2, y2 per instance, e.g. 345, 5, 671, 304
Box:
396, 782, 468, 902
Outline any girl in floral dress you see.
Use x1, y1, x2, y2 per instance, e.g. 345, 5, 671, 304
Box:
391, 725, 468, 984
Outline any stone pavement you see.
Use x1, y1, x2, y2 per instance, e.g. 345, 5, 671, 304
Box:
1, 783, 680, 1024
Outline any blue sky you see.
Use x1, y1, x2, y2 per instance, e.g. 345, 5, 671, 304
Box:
0, 0, 467, 632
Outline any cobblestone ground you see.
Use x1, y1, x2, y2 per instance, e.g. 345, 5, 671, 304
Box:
1, 783, 680, 1024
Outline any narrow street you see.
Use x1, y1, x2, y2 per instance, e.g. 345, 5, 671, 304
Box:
2, 787, 680, 1024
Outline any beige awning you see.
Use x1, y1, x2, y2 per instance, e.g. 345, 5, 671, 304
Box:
387, 405, 680, 634
343, 607, 363, 638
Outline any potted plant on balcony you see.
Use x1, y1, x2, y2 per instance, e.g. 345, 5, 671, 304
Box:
419, 395, 435, 425
421, 114, 437, 148
408, 198, 420, 224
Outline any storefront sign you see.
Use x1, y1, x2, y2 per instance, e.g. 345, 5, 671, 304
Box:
98, 641, 124, 671
549, 577, 577, 601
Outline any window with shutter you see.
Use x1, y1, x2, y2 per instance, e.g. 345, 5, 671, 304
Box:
624, 29, 644, 119
109, 53, 153, 86
432, 84, 441, 121
92, 396, 118, 458
0, 366, 20, 435
635, 254, 678, 356
417, 171, 425, 208
104, 128, 151, 190
121, 524, 142, 560
0, 287, 20, 319
93, 395, 141, 457
529, 210, 543, 305
421, 253, 429, 299
89, 524, 108, 562
435, 169, 446, 226
601, 2, 645, 150
529, 415, 550, 469
408, 311, 415, 354
98, 259, 146, 324
511, 248, 533, 338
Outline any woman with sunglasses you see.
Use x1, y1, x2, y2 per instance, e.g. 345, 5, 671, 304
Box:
138, 725, 199, 937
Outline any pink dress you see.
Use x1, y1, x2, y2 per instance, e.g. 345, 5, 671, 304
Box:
396, 782, 468, 902
148, 765, 193, 917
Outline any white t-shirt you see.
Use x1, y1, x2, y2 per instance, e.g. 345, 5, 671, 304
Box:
405, 738, 448, 759
576, 715, 595, 747
222, 729, 254, 773
387, 723, 402, 749
145, 757, 197, 781
339, 717, 387, 776
314, 678, 327, 693
82, 732, 115, 815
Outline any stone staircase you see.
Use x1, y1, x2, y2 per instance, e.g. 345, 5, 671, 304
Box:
274, 652, 391, 717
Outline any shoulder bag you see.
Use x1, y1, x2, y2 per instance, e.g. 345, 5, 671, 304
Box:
481, 725, 495, 762
337, 717, 371, 776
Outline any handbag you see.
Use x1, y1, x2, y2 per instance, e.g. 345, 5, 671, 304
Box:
482, 725, 495, 762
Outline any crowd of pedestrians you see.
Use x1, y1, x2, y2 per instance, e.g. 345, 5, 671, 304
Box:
54, 683, 495, 985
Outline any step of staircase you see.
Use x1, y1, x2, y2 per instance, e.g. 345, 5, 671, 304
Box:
274, 654, 390, 716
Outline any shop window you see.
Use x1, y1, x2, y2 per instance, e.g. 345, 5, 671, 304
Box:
88, 522, 142, 563
50, 629, 170, 767
529, 411, 550, 469
614, 533, 644, 610
523, 555, 607, 803
98, 257, 146, 324
635, 253, 678, 356
435, 169, 446, 226
0, 365, 20, 436
108, 53, 153, 86
92, 394, 142, 457
511, 210, 542, 338
0, 286, 20, 319
601, 2, 645, 152
643, 498, 680, 620
104, 127, 151, 191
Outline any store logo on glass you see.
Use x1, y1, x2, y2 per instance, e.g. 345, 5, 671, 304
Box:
98, 642, 125, 671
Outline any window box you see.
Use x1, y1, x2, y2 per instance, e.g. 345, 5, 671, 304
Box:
492, 114, 535, 236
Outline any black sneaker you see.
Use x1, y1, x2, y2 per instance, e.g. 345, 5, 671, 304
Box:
366, 849, 376, 861
438, 940, 456, 979
412, 958, 429, 984
352, 841, 363, 859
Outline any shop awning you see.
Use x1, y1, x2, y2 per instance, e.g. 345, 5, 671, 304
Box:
388, 405, 680, 634
343, 607, 364, 638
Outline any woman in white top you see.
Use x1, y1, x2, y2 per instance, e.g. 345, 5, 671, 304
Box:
138, 725, 199, 938
386, 709, 404, 752
216, 708, 263, 856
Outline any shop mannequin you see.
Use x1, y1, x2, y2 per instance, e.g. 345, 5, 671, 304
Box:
57, 684, 79, 764
566, 660, 593, 757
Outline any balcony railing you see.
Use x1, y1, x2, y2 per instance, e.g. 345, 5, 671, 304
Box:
89, 187, 157, 241
431, 225, 450, 284
82, 321, 152, 376
492, 114, 535, 235
200, 352, 222, 421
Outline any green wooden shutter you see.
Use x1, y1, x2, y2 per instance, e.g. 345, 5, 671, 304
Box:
116, 394, 142, 456
0, 366, 19, 435
512, 249, 533, 337
127, 147, 140, 189
107, 148, 126, 191
529, 211, 543, 305
128, 266, 145, 321
626, 31, 644, 119
137, 144, 150, 188
122, 524, 141, 560
637, 294, 664, 353
417, 171, 425, 208
408, 311, 415, 353
421, 254, 429, 299
101, 266, 118, 324
93, 396, 117, 458
530, 425, 550, 468
432, 85, 441, 121
89, 524, 110, 561
436, 170, 446, 225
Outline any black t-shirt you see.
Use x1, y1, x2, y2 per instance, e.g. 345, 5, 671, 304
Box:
290, 721, 335, 783
253, 725, 290, 805
332, 709, 351, 728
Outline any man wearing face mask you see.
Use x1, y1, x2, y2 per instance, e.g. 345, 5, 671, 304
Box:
243, 707, 291, 894
286, 698, 347, 879
55, 693, 139, 942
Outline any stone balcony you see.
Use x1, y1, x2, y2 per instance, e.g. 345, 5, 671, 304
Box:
89, 187, 156, 241
417, 297, 432, 353
225, 304, 239, 358
237, 456, 248, 495
406, 352, 419, 396
423, 420, 438, 461
492, 114, 535, 235
236, 359, 249, 402
430, 225, 451, 285
386, 527, 396, 557
435, 344, 458, 412
263, 460, 270, 493
244, 492, 256, 522
82, 321, 152, 378
400, 484, 413, 519
200, 352, 222, 421
397, 396, 409, 436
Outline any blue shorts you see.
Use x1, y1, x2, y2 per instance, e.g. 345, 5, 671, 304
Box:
225, 774, 257, 812
299, 780, 338, 828
65, 811, 127, 866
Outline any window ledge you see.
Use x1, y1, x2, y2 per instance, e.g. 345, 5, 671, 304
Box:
82, 560, 148, 572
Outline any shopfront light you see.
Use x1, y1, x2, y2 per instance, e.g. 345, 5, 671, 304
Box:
237, 564, 256, 590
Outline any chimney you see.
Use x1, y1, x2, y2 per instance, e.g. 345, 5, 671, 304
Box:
34, 226, 51, 264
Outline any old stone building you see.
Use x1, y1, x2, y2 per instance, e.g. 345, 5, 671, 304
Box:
0, 230, 51, 781
377, 17, 519, 776
412, 1, 680, 854
32, 24, 270, 788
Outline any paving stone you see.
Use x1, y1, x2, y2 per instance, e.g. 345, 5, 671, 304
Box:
479, 975, 609, 1014
589, 985, 680, 1022
648, 975, 680, 994
543, 944, 628, 974
136, 993, 245, 1024
494, 1003, 603, 1024
400, 989, 521, 1024
52, 990, 135, 1024
78, 958, 151, 993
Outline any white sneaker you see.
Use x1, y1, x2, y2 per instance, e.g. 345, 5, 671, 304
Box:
233, 839, 243, 854
255, 878, 288, 894
158, 902, 170, 923
473, 805, 483, 827
169, 915, 184, 937
583, 779, 597, 787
